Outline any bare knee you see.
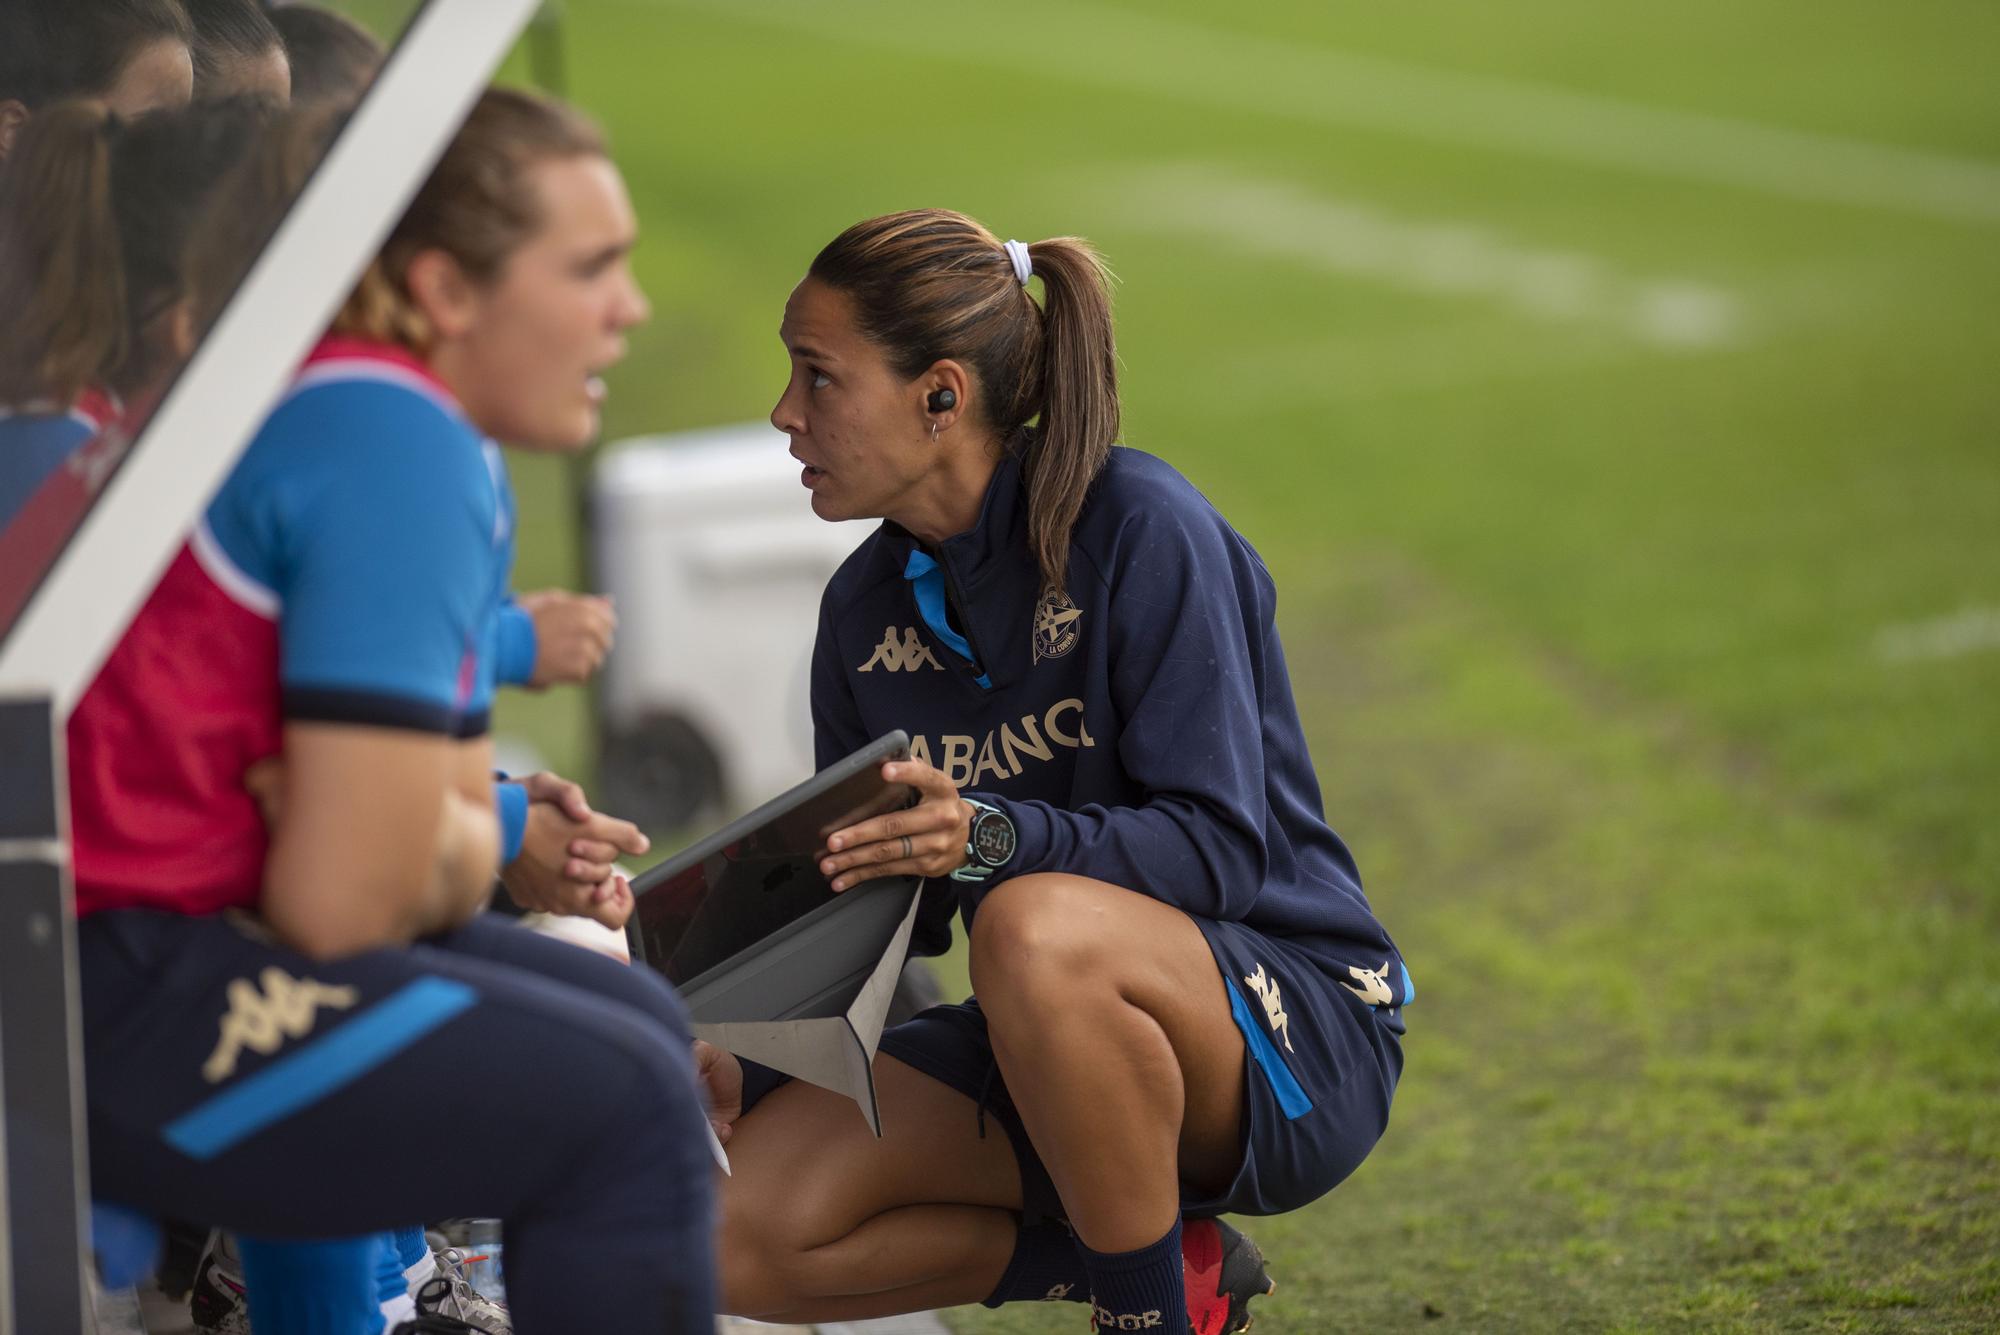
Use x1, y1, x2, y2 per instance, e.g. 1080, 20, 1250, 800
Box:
968, 874, 1120, 1015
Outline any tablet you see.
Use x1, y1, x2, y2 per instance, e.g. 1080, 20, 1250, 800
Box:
626, 731, 914, 990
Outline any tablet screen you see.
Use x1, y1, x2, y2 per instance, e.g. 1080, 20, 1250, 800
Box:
630, 739, 913, 985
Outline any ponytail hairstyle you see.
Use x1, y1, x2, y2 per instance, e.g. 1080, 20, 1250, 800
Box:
808, 209, 1119, 597
331, 87, 606, 353
0, 0, 193, 111
0, 104, 123, 406
0, 97, 269, 407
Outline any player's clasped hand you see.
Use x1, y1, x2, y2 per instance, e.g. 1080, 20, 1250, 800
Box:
819, 758, 972, 891
502, 771, 649, 928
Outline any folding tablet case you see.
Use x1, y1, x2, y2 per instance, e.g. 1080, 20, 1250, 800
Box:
628, 731, 922, 1134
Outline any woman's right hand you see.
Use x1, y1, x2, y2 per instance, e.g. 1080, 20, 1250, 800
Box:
692, 1039, 744, 1143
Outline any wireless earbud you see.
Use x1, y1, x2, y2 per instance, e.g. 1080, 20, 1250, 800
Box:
926, 387, 957, 414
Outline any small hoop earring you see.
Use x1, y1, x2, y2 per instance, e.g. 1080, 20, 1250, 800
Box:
930, 421, 940, 444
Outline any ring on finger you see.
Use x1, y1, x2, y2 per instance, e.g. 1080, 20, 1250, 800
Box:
900, 834, 912, 860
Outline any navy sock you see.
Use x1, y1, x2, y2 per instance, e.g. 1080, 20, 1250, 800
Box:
982, 1221, 1089, 1307
1081, 1219, 1186, 1333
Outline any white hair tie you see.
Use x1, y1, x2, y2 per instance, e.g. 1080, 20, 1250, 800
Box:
1002, 238, 1033, 286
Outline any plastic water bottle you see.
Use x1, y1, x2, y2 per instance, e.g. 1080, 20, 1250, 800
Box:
459, 1218, 505, 1303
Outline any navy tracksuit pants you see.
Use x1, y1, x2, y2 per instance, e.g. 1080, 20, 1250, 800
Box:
79, 910, 714, 1333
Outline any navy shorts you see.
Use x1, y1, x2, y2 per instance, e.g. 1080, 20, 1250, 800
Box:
878, 918, 1404, 1224
79, 909, 716, 1333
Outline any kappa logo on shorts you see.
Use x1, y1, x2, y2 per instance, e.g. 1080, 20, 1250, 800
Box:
202, 967, 360, 1083
1043, 1283, 1075, 1301
1341, 960, 1397, 1007
859, 625, 943, 673
1242, 963, 1294, 1052
1032, 588, 1082, 662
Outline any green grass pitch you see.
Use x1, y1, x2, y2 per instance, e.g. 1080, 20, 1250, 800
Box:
462, 1, 2000, 1327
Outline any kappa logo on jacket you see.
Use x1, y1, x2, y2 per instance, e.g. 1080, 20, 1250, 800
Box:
1242, 963, 1294, 1052
1032, 588, 1082, 662
858, 625, 943, 673
202, 967, 360, 1082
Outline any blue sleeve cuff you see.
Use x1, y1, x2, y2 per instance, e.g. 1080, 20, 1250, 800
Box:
495, 780, 529, 865
495, 600, 538, 688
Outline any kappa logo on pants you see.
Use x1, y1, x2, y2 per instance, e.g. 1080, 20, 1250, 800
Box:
1341, 960, 1397, 1007
1242, 963, 1294, 1052
202, 967, 360, 1082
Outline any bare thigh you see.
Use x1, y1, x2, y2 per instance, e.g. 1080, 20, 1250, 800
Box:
720, 1052, 1021, 1255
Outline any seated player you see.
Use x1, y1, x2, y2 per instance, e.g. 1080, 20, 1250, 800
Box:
66, 92, 712, 1335
0, 98, 266, 539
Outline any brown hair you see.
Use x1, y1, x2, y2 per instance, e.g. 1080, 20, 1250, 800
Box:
0, 0, 192, 112
183, 0, 283, 100
0, 97, 267, 406
332, 87, 606, 351
270, 5, 383, 108
808, 209, 1118, 596
184, 101, 342, 333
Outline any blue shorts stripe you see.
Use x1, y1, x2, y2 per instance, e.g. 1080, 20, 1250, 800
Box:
164, 977, 477, 1161
1224, 978, 1314, 1121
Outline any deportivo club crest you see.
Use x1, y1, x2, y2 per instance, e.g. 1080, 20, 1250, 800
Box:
1032, 590, 1081, 662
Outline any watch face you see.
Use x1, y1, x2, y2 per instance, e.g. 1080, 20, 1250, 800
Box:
972, 811, 1016, 867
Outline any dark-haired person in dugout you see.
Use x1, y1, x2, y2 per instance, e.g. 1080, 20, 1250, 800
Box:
0, 0, 195, 155
696, 209, 1414, 1335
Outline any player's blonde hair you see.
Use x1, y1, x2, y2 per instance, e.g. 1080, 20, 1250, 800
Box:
332, 87, 605, 352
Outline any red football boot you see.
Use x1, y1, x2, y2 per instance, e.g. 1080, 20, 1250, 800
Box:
1181, 1217, 1275, 1335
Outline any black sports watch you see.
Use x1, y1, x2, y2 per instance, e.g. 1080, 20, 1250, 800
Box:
950, 797, 1017, 882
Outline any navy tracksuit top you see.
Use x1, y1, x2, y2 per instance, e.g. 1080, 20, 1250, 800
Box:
810, 446, 1410, 1001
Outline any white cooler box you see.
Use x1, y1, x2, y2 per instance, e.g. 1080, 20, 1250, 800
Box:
591, 422, 873, 826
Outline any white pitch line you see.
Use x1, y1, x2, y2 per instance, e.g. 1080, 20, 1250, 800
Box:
1873, 607, 2000, 664
1109, 164, 1747, 349
636, 0, 2000, 226
1205, 325, 1640, 407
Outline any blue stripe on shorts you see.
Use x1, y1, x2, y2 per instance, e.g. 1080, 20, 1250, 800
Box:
164, 977, 476, 1160
1224, 977, 1314, 1121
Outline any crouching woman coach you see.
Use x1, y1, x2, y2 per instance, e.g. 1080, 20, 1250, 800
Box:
698, 209, 1413, 1334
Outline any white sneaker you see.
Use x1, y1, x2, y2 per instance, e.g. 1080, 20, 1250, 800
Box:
414, 1247, 511, 1334
188, 1234, 251, 1335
